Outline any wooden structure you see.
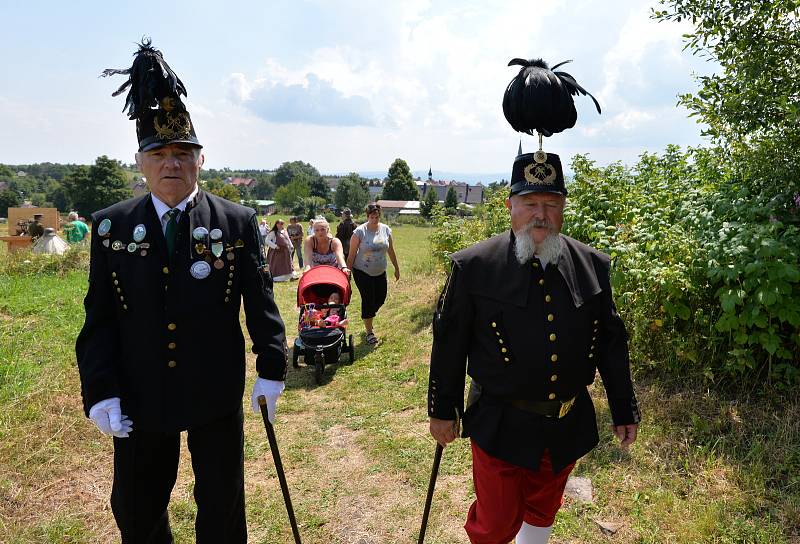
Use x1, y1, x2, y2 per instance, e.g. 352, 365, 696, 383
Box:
1, 207, 61, 253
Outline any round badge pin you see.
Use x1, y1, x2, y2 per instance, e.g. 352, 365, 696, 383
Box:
112, 240, 124, 251
127, 242, 137, 253
533, 150, 548, 164
192, 226, 209, 241
190, 260, 212, 280
226, 252, 235, 261
214, 259, 224, 270
133, 224, 146, 242
210, 228, 222, 241
98, 218, 112, 237
140, 250, 148, 257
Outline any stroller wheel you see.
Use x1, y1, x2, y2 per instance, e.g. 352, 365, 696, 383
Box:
348, 334, 355, 364
313, 352, 324, 384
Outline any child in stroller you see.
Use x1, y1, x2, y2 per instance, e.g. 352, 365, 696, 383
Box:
293, 265, 355, 383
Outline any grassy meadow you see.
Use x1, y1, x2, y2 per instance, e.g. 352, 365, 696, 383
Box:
0, 220, 798, 543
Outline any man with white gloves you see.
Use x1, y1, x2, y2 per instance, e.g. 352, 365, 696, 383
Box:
76, 40, 288, 544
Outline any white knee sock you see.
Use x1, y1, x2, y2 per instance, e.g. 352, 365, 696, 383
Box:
515, 521, 552, 544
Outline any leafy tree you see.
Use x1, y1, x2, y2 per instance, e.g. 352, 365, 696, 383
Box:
252, 176, 275, 199
444, 186, 459, 210
309, 176, 331, 201
293, 196, 327, 220
203, 179, 225, 192
383, 159, 419, 200
420, 187, 439, 219
48, 182, 71, 211
0, 189, 21, 217
274, 178, 310, 210
208, 183, 241, 202
273, 161, 320, 187
63, 156, 132, 216
334, 173, 369, 212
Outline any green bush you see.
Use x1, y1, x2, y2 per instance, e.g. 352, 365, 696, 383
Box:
429, 146, 800, 389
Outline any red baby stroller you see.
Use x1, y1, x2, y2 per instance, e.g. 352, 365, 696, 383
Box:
293, 265, 355, 383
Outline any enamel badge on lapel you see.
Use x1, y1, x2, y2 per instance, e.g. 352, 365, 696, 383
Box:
193, 227, 209, 241
211, 242, 223, 258
102, 239, 110, 248
133, 224, 146, 242
195, 243, 206, 255
98, 219, 112, 237
112, 240, 124, 251
190, 260, 211, 279
127, 242, 137, 253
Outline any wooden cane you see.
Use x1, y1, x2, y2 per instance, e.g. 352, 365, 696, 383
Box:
417, 442, 444, 544
258, 395, 303, 544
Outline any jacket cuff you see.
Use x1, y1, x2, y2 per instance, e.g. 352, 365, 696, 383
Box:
608, 396, 641, 426
81, 376, 120, 418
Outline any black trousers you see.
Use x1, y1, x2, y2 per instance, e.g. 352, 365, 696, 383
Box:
352, 268, 388, 319
111, 407, 246, 544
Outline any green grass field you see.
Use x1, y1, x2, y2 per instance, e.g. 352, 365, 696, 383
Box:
0, 222, 798, 543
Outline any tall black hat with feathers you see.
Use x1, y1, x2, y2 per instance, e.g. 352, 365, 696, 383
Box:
102, 38, 201, 152
503, 58, 600, 196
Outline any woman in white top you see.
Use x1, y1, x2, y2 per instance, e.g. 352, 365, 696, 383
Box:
345, 203, 400, 345
264, 219, 296, 281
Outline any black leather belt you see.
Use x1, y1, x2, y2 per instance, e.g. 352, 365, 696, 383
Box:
486, 395, 577, 418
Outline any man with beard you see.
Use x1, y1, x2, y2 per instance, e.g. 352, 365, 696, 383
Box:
427, 151, 640, 544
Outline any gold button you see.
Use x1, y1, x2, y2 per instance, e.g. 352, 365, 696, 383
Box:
119, 296, 124, 301
225, 289, 231, 294
113, 280, 119, 285
123, 304, 128, 310
491, 322, 497, 328
548, 393, 556, 400
116, 288, 121, 293
498, 339, 503, 344
593, 328, 598, 333
111, 272, 117, 278
551, 354, 558, 362
538, 279, 544, 286
162, 267, 169, 274
549, 333, 556, 341
593, 320, 599, 325
591, 344, 595, 350
168, 342, 176, 350
547, 314, 554, 322
224, 297, 230, 302
504, 357, 510, 362
533, 262, 539, 268
229, 265, 235, 271
592, 336, 596, 341
165, 285, 168, 291
495, 331, 500, 336
501, 347, 507, 353
227, 280, 233, 286
545, 295, 552, 302
589, 353, 594, 358
228, 273, 234, 279
550, 375, 558, 382
167, 323, 177, 331
167, 360, 177, 368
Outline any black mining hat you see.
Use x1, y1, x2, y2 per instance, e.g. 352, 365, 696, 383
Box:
102, 38, 201, 152
509, 151, 566, 196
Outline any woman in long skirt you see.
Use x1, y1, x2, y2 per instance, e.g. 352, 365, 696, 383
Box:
265, 219, 296, 282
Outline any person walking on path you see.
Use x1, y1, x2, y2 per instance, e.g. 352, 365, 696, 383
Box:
335, 208, 357, 261
303, 217, 349, 272
77, 40, 288, 543
346, 203, 399, 346
265, 218, 296, 282
286, 216, 305, 269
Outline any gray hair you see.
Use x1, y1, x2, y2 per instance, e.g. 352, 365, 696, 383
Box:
68, 211, 79, 221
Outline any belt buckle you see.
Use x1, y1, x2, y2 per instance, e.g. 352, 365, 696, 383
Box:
558, 396, 576, 418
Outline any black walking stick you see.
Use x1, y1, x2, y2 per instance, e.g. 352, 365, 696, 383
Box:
418, 411, 460, 544
257, 395, 303, 544
417, 443, 443, 544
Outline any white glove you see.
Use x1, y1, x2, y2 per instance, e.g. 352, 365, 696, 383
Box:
88, 397, 133, 438
251, 378, 285, 423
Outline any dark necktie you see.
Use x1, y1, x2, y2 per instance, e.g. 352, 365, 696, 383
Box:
164, 208, 180, 256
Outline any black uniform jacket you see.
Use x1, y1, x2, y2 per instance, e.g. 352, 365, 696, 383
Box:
428, 231, 639, 473
76, 191, 287, 432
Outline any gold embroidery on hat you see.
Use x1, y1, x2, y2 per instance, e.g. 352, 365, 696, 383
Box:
154, 110, 192, 140
524, 162, 557, 185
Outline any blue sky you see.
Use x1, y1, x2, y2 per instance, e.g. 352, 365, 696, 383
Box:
0, 0, 716, 176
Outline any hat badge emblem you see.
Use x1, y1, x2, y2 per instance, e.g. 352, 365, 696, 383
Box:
524, 161, 557, 185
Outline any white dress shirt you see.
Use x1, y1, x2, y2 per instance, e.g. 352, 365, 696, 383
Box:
151, 186, 200, 234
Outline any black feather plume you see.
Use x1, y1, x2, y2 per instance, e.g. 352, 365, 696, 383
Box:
101, 37, 187, 120
503, 58, 601, 137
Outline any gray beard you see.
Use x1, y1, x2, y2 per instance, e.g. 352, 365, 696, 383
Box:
513, 227, 562, 266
